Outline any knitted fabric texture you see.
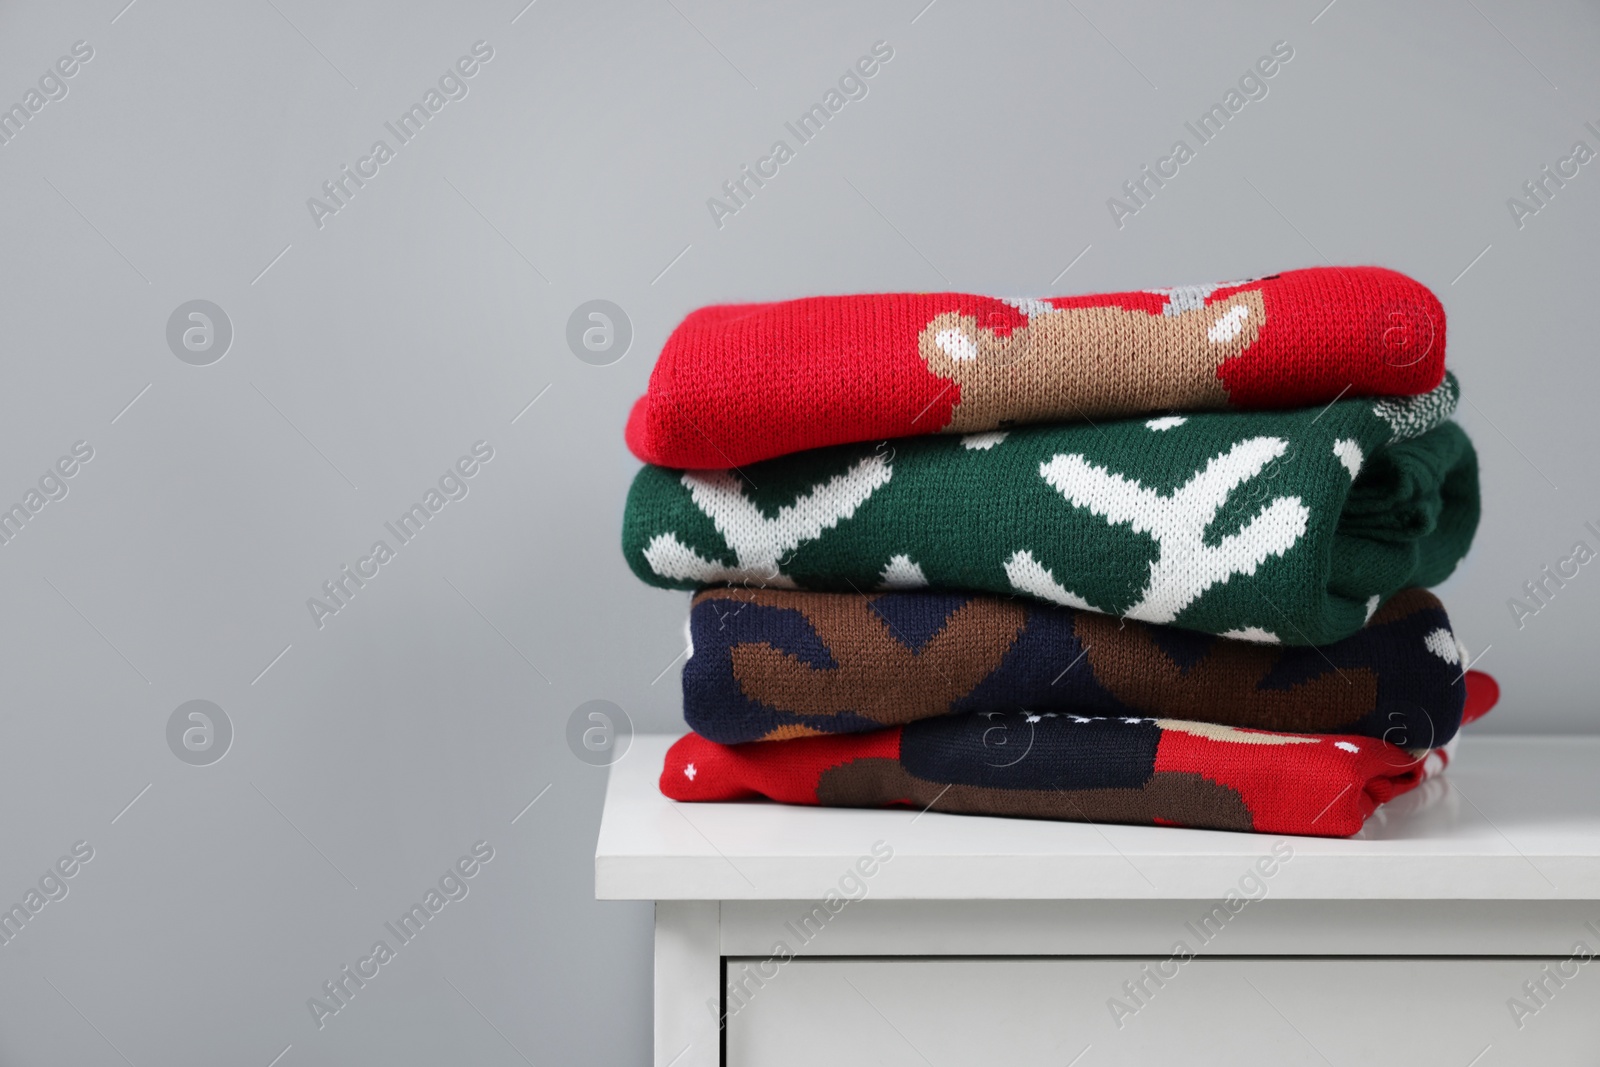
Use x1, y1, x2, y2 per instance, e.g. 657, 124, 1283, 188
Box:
623, 376, 1478, 645
626, 266, 1447, 468
683, 587, 1471, 747
660, 674, 1498, 838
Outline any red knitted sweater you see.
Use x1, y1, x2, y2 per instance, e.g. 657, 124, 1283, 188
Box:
627, 266, 1445, 469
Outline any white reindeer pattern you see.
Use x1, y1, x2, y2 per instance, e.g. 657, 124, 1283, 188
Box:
642, 435, 1310, 626
1010, 436, 1310, 624
642, 455, 893, 586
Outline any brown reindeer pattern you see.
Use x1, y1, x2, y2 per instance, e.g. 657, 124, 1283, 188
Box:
815, 758, 1255, 831
917, 285, 1268, 431
686, 587, 1460, 748
1071, 612, 1379, 733
722, 590, 1026, 727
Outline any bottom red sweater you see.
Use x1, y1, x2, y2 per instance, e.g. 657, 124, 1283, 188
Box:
660, 672, 1499, 838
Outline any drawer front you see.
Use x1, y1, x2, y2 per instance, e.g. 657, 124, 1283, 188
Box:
725, 957, 1598, 1066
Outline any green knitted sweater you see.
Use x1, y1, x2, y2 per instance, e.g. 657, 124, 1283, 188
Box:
622, 376, 1478, 645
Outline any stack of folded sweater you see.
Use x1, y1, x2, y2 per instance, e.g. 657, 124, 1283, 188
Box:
620, 266, 1498, 837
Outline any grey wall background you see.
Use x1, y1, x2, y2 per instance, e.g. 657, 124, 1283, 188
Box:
0, 0, 1596, 1062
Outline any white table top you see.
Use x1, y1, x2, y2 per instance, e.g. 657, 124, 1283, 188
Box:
595, 734, 1600, 901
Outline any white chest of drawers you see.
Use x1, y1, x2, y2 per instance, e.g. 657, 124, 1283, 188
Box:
597, 735, 1600, 1066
